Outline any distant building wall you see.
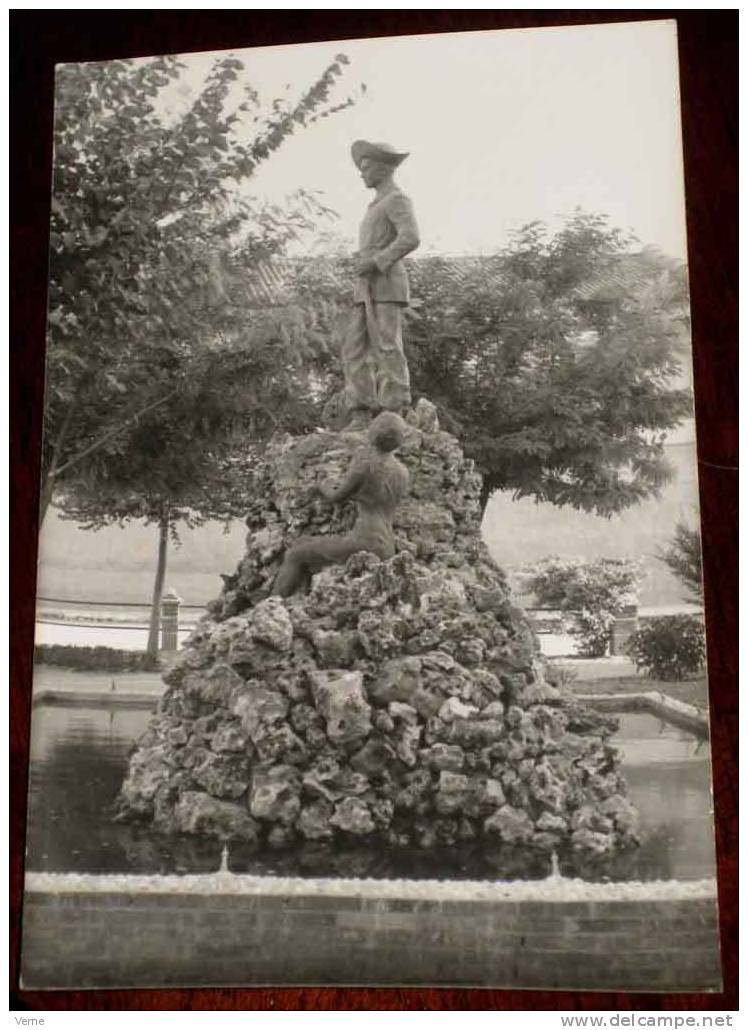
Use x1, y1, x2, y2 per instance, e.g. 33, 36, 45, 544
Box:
36, 515, 246, 605
483, 434, 700, 608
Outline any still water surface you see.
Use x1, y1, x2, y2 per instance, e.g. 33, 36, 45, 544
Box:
24, 701, 717, 882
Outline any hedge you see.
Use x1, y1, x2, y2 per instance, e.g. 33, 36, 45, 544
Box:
34, 644, 161, 672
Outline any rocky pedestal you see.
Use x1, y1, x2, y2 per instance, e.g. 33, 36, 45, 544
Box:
117, 400, 638, 860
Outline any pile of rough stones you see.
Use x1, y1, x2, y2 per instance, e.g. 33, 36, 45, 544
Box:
117, 399, 639, 859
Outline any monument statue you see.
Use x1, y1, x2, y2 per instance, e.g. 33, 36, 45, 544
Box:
343, 140, 420, 430
116, 148, 639, 873
272, 411, 410, 596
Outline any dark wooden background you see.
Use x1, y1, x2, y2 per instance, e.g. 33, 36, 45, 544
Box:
10, 10, 737, 1012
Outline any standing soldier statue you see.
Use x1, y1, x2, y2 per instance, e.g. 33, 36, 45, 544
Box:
343, 140, 420, 430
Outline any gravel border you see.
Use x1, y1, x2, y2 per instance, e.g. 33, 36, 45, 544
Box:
25, 870, 718, 902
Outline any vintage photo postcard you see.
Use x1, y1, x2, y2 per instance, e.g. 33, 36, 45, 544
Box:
21, 19, 722, 991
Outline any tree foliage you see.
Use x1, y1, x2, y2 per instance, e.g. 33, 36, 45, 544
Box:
405, 214, 693, 514
657, 519, 704, 604
526, 556, 642, 657
43, 52, 355, 522
46, 53, 357, 650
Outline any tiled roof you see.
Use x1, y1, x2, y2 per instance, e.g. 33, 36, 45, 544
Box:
225, 249, 682, 308
243, 259, 296, 306
573, 250, 681, 302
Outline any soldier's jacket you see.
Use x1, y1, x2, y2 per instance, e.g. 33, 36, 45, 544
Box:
354, 186, 420, 304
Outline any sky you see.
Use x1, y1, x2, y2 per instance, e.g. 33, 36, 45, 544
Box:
172, 19, 688, 259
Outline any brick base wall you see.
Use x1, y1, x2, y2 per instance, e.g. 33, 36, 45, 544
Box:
21, 886, 722, 991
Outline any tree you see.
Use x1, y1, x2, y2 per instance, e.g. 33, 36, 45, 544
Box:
47, 54, 356, 651
57, 305, 333, 654
657, 519, 704, 604
269, 213, 693, 517
43, 51, 356, 524
405, 213, 693, 514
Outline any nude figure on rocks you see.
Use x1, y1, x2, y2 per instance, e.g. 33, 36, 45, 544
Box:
272, 411, 410, 597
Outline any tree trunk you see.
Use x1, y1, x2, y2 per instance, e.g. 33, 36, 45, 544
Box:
39, 475, 57, 525
38, 396, 80, 526
146, 511, 170, 657
479, 479, 494, 517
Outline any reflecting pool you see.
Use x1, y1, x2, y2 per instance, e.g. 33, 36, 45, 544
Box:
24, 698, 717, 882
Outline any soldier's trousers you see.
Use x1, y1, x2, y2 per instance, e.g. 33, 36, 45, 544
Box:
342, 302, 411, 413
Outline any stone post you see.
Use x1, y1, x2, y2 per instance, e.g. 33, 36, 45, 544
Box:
160, 588, 182, 653
610, 597, 639, 656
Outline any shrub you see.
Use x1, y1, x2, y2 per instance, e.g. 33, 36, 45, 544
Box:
34, 644, 162, 673
527, 557, 641, 658
626, 615, 706, 681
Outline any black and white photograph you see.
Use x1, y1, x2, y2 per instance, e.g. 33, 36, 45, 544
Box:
19, 17, 724, 993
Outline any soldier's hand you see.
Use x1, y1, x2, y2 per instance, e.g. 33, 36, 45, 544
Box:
354, 256, 377, 276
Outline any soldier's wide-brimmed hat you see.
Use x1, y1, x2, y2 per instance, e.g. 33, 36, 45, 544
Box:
351, 139, 409, 168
